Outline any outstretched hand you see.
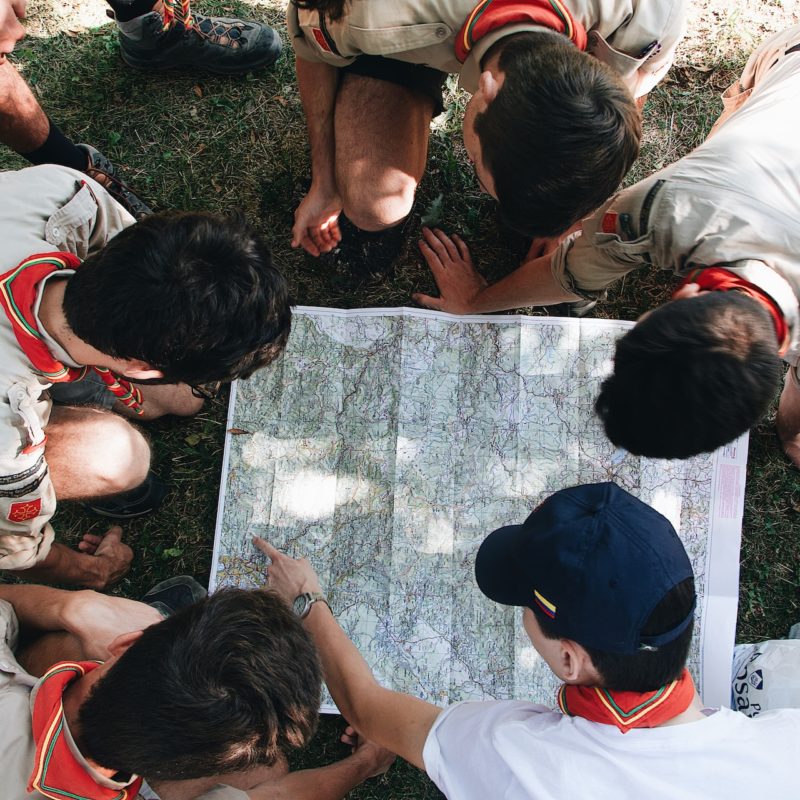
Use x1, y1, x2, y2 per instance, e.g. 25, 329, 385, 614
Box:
253, 536, 323, 603
341, 725, 396, 778
412, 227, 487, 314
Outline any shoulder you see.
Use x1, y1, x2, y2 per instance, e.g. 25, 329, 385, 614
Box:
426, 699, 563, 750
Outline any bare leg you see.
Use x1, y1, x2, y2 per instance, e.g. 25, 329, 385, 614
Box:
114, 383, 205, 421
776, 368, 800, 468
46, 406, 151, 500
334, 74, 434, 232
0, 59, 49, 152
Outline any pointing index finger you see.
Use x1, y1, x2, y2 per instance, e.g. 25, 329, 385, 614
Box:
253, 536, 280, 560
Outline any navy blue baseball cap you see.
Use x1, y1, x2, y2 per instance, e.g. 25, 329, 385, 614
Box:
474, 482, 696, 654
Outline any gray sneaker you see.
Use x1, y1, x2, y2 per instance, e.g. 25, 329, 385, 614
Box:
78, 143, 153, 220
118, 10, 282, 75
141, 575, 207, 618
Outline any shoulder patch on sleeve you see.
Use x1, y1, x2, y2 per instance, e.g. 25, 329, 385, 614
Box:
8, 498, 42, 522
602, 212, 618, 234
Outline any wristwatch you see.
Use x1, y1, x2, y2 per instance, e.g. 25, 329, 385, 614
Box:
292, 591, 330, 619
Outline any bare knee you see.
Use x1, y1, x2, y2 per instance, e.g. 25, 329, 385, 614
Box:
340, 173, 417, 232
87, 415, 151, 494
48, 409, 151, 499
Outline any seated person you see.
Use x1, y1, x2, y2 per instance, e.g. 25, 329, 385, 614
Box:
261, 482, 798, 798
0, 582, 393, 799
0, 0, 282, 215
0, 164, 291, 588
415, 25, 800, 463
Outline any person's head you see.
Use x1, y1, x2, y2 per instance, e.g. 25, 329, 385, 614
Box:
595, 291, 783, 459
292, 0, 349, 20
463, 31, 641, 237
77, 589, 321, 781
475, 482, 696, 692
63, 211, 291, 385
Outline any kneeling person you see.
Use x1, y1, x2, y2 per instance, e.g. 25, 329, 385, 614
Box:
0, 583, 393, 799
0, 165, 291, 588
262, 482, 798, 797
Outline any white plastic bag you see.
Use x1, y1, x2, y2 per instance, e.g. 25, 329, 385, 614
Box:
732, 632, 800, 716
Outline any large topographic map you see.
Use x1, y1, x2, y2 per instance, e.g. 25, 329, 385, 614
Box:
211, 307, 748, 711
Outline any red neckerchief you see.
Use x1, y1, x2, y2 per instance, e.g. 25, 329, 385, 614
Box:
455, 0, 588, 63
0, 253, 143, 415
675, 267, 791, 356
557, 668, 696, 733
28, 661, 143, 800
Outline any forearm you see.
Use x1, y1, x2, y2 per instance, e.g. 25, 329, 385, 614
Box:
247, 756, 379, 800
303, 604, 438, 768
0, 582, 76, 630
13, 541, 104, 588
295, 55, 339, 189
469, 254, 581, 313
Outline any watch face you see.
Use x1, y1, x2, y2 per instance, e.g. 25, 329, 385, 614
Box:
293, 594, 310, 617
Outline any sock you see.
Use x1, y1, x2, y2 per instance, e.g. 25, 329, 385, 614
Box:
105, 0, 157, 23
19, 120, 87, 171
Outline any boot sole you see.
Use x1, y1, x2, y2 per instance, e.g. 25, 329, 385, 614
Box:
119, 46, 281, 76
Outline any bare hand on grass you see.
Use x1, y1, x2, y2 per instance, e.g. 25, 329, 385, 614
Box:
413, 227, 487, 314
292, 184, 343, 256
0, 0, 25, 63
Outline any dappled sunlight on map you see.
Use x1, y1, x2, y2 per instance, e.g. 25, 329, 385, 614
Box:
211, 307, 748, 712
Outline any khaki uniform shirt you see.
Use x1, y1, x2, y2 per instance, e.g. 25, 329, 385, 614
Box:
0, 166, 133, 571
552, 25, 800, 366
287, 0, 687, 97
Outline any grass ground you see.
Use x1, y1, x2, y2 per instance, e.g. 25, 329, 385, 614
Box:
2, 1, 799, 797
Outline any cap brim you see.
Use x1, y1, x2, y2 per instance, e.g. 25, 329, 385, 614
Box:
474, 524, 535, 607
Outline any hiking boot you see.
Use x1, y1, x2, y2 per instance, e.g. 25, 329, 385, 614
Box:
141, 575, 207, 617
117, 8, 282, 75
78, 143, 153, 220
84, 472, 168, 520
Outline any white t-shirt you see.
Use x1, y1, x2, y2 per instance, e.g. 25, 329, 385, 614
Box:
423, 700, 800, 799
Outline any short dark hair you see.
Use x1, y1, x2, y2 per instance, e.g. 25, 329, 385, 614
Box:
595, 292, 783, 458
78, 589, 321, 781
475, 32, 641, 237
63, 212, 291, 385
536, 578, 696, 692
292, 0, 349, 20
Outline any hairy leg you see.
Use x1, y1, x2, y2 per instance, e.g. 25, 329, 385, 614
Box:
335, 73, 434, 232
46, 406, 151, 500
114, 383, 205, 421
776, 368, 800, 468
0, 58, 48, 152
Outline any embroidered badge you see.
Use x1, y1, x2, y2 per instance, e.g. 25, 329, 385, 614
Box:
533, 589, 557, 619
8, 498, 42, 522
602, 212, 618, 234
312, 28, 332, 52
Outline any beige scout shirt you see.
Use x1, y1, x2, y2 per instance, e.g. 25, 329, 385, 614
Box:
0, 600, 247, 800
287, 0, 687, 97
0, 166, 133, 571
552, 26, 800, 367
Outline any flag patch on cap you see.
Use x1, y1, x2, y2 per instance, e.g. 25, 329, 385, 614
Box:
534, 589, 556, 618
